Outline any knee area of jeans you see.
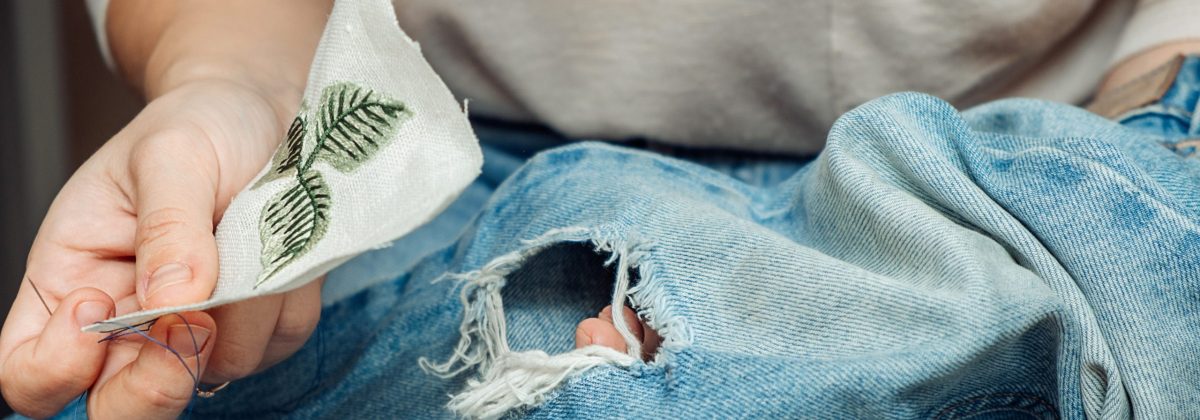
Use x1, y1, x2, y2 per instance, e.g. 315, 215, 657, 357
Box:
419, 227, 691, 418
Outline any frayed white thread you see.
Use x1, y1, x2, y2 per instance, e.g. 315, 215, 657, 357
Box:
421, 227, 662, 419
597, 231, 692, 365
626, 270, 693, 364
448, 346, 635, 420
418, 248, 530, 378
592, 233, 651, 360
608, 253, 641, 359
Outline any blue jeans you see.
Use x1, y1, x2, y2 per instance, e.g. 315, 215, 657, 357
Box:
52, 58, 1200, 419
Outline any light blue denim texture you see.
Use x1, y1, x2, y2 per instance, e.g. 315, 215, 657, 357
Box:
46, 58, 1200, 419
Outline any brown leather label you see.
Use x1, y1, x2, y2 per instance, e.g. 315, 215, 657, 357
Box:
1087, 55, 1184, 119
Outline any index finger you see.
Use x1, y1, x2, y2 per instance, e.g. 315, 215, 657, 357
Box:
0, 286, 114, 418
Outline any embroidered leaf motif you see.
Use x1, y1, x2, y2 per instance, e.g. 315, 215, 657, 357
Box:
308, 82, 410, 173
256, 171, 330, 286
252, 81, 409, 288
253, 116, 307, 189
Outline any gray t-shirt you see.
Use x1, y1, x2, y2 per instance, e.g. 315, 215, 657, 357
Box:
88, 0, 1200, 154
392, 0, 1196, 154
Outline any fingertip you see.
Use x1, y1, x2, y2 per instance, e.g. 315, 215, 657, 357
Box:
89, 312, 217, 419
127, 311, 217, 387
640, 319, 663, 361
154, 312, 217, 360
576, 318, 625, 353
618, 305, 644, 342
139, 259, 216, 309
59, 287, 115, 332
574, 319, 595, 349
1, 288, 113, 417
142, 312, 217, 399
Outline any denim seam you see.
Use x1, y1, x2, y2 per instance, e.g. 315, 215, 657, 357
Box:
1115, 104, 1193, 125
932, 392, 1058, 420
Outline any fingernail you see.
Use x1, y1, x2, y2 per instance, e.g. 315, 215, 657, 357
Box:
147, 263, 192, 301
74, 301, 111, 328
575, 326, 593, 348
168, 325, 211, 357
590, 331, 621, 351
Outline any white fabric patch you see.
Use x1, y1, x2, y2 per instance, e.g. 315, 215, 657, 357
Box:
84, 0, 482, 332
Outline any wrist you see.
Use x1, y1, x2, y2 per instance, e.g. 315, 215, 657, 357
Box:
107, 0, 330, 125
147, 52, 307, 125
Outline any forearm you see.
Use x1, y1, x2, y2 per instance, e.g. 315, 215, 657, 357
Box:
107, 0, 333, 117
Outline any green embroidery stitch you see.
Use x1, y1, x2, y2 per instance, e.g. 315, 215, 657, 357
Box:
309, 82, 408, 172
253, 82, 411, 287
253, 115, 307, 189
259, 171, 330, 283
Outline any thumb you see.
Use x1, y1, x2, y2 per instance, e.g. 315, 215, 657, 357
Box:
131, 132, 221, 309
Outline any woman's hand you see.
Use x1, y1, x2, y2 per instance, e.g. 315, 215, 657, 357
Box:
0, 78, 324, 418
0, 1, 331, 417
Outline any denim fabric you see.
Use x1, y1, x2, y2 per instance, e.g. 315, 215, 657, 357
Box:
48, 60, 1200, 419
317, 128, 554, 305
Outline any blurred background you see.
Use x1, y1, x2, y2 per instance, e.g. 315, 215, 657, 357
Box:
0, 1, 141, 415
